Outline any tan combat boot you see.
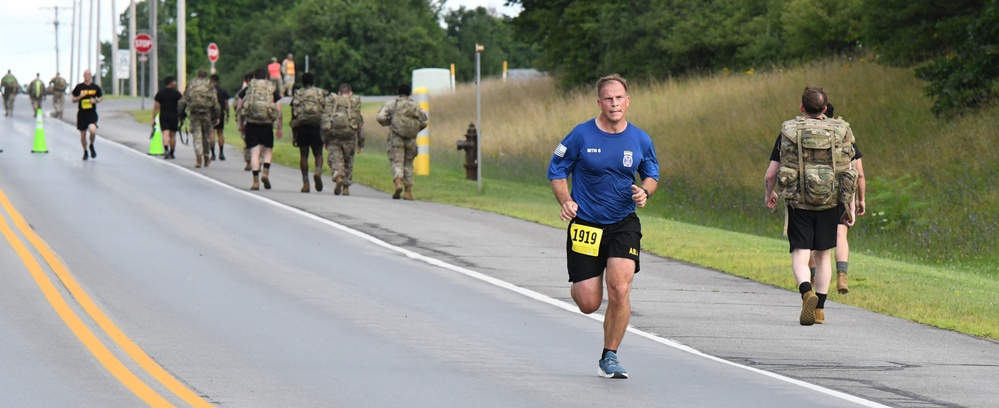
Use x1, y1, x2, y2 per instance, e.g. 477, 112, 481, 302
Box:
203, 155, 211, 168
251, 174, 260, 190
196, 155, 203, 168
799, 291, 817, 326
815, 309, 825, 324
392, 177, 403, 199
262, 167, 271, 190
837, 272, 849, 294
342, 185, 350, 196
244, 160, 251, 171
334, 174, 344, 196
301, 181, 310, 193
402, 185, 413, 200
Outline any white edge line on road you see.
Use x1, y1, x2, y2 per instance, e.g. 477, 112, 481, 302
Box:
98, 129, 889, 408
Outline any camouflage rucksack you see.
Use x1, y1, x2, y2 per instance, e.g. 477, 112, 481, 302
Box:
321, 94, 359, 139
389, 96, 425, 139
29, 80, 45, 99
243, 79, 278, 125
776, 117, 858, 210
185, 78, 216, 113
51, 76, 68, 92
291, 87, 326, 127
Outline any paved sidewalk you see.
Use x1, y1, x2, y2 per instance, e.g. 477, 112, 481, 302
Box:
62, 99, 998, 407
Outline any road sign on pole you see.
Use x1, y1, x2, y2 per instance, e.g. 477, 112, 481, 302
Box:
134, 33, 153, 54
207, 42, 219, 74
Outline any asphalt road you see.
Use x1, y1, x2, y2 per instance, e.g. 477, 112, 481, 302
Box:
0, 94, 996, 407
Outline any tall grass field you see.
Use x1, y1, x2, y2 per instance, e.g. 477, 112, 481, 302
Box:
133, 60, 999, 340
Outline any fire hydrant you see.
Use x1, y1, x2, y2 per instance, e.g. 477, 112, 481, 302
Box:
456, 123, 478, 180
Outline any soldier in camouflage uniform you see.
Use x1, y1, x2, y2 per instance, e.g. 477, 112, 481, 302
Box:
376, 84, 427, 200
49, 72, 68, 118
27, 74, 46, 117
326, 83, 365, 196
1, 70, 19, 117
179, 69, 221, 168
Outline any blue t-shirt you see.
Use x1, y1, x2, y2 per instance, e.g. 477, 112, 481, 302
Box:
547, 119, 660, 225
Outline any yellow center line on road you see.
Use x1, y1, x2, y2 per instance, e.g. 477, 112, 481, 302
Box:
0, 187, 212, 407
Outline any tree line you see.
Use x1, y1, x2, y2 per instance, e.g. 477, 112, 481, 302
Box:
508, 0, 998, 116
103, 0, 996, 116
107, 0, 536, 95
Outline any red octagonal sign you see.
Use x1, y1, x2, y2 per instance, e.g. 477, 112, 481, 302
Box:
134, 33, 153, 54
207, 42, 220, 63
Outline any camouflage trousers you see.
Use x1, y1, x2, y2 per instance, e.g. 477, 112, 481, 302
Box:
30, 97, 42, 114
3, 93, 14, 114
239, 126, 252, 162
387, 134, 417, 186
327, 137, 356, 186
188, 114, 213, 158
51, 93, 64, 118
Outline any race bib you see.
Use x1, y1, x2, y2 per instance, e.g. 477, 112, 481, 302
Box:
81, 98, 93, 109
570, 223, 603, 257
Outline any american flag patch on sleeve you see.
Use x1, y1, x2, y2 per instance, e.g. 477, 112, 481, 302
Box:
554, 143, 567, 157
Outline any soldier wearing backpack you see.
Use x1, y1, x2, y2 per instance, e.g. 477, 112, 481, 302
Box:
376, 84, 427, 200
324, 83, 364, 196
290, 72, 328, 193
49, 72, 69, 118
1, 70, 19, 117
765, 86, 859, 326
27, 74, 46, 117
235, 71, 255, 170
178, 69, 221, 168
237, 68, 284, 191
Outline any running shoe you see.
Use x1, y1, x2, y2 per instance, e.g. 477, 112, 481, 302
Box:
89, 144, 96, 158
598, 351, 629, 379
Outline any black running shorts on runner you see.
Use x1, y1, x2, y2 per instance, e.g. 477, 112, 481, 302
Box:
565, 212, 642, 283
244, 123, 274, 149
294, 125, 323, 156
786, 205, 840, 252
160, 115, 179, 132
76, 110, 98, 131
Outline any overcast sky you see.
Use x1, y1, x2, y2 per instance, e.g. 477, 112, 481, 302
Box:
0, 0, 521, 88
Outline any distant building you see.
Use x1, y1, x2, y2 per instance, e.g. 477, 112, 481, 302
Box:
506, 68, 545, 81
412, 68, 454, 96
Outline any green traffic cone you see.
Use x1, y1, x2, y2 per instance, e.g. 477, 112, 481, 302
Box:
32, 109, 48, 153
148, 114, 164, 156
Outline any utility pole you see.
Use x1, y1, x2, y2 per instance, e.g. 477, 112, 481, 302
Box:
111, 0, 118, 95
69, 1, 76, 82
88, 0, 93, 72
149, 0, 158, 97
41, 6, 71, 75
177, 0, 185, 90
129, 0, 136, 96
76, 0, 83, 79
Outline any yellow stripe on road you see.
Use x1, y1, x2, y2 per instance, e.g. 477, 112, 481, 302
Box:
0, 187, 212, 407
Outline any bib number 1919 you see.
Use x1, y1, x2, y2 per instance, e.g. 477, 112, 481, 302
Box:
570, 224, 603, 257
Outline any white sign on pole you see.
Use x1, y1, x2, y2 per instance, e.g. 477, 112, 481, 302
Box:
116, 49, 131, 79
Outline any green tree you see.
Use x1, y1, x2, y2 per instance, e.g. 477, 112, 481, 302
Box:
861, 0, 985, 65
916, 0, 999, 116
444, 6, 537, 82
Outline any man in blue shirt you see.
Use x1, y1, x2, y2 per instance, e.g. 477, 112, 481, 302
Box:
548, 73, 659, 379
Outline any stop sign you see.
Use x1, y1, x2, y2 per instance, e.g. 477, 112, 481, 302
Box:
134, 33, 153, 54
207, 42, 220, 63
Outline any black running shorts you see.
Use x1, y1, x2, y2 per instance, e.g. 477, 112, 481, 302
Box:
786, 204, 841, 252
76, 110, 98, 131
294, 125, 323, 156
244, 123, 274, 149
565, 212, 642, 283
160, 115, 179, 132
